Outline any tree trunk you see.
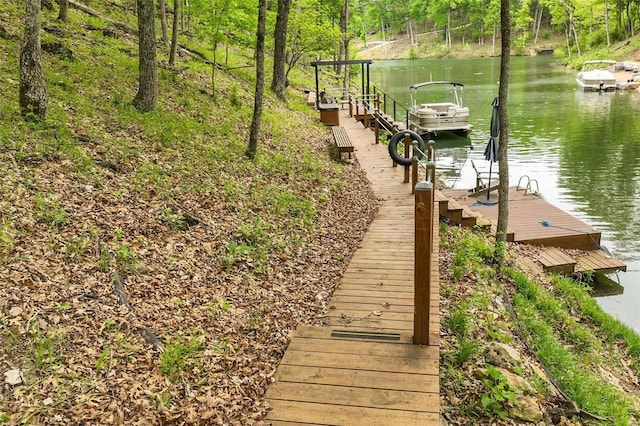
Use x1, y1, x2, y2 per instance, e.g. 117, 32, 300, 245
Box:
20, 0, 47, 120
57, 0, 69, 22
169, 0, 179, 65
337, 0, 348, 74
271, 0, 291, 99
341, 0, 350, 98
570, 13, 581, 57
134, 0, 158, 112
492, 25, 496, 56
605, 0, 611, 46
495, 0, 511, 264
158, 0, 169, 47
246, 0, 266, 159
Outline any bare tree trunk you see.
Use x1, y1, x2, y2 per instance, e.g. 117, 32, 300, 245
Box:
20, 0, 47, 120
564, 21, 571, 58
570, 11, 581, 57
495, 0, 511, 264
246, 0, 266, 159
533, 4, 541, 45
271, 0, 291, 99
492, 25, 496, 55
408, 20, 413, 45
57, 0, 69, 21
605, 0, 611, 46
169, 0, 179, 65
158, 0, 169, 47
446, 9, 451, 48
134, 0, 158, 112
341, 0, 350, 96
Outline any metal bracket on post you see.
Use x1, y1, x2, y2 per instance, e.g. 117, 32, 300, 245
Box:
414, 180, 433, 346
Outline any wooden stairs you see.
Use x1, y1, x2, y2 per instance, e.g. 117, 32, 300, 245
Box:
435, 190, 496, 233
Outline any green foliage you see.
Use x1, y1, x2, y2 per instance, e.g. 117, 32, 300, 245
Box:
481, 365, 520, 419
34, 194, 69, 230
0, 220, 14, 262
31, 323, 64, 370
450, 228, 494, 278
456, 337, 478, 365
115, 243, 138, 273
97, 250, 111, 273
225, 241, 253, 269
445, 307, 469, 339
95, 346, 112, 373
444, 306, 478, 365
551, 275, 640, 373
64, 234, 89, 259
161, 209, 195, 231
159, 334, 203, 381
230, 85, 241, 108
507, 268, 638, 423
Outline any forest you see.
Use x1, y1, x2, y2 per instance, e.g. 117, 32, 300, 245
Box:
3, 0, 640, 423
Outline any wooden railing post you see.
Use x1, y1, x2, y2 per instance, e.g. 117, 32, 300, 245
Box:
374, 113, 380, 145
411, 156, 419, 194
404, 133, 410, 183
414, 178, 433, 346
427, 140, 436, 162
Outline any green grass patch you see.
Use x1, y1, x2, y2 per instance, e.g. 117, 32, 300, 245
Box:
507, 267, 638, 424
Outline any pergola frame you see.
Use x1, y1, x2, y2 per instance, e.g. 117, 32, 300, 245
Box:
310, 59, 373, 109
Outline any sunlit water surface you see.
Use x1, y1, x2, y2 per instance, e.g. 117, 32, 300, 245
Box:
370, 56, 640, 331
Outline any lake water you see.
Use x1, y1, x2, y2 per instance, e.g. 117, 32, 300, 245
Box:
370, 56, 640, 332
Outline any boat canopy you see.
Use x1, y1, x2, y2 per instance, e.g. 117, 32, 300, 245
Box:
409, 81, 465, 90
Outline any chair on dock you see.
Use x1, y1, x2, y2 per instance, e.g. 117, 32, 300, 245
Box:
469, 159, 500, 197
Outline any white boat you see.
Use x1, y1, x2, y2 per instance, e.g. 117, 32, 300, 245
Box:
408, 81, 472, 138
576, 60, 617, 91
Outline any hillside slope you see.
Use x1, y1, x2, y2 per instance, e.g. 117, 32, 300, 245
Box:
0, 3, 379, 424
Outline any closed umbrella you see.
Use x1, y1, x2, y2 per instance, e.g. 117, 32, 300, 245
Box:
483, 96, 499, 202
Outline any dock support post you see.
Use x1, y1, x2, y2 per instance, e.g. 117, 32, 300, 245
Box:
414, 177, 433, 345
404, 133, 410, 183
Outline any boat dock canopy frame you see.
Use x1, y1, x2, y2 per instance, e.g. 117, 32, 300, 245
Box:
310, 59, 373, 110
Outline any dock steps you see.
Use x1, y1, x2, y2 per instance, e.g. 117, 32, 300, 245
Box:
436, 190, 493, 231
536, 247, 626, 276
538, 247, 577, 274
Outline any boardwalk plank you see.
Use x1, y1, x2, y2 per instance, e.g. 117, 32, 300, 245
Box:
267, 382, 439, 411
273, 365, 438, 392
280, 350, 438, 374
266, 400, 440, 425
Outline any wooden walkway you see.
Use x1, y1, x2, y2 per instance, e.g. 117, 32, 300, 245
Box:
264, 110, 440, 424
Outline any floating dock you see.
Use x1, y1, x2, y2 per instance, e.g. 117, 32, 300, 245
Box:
439, 187, 626, 275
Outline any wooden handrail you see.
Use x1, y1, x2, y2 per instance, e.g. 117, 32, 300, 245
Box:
414, 175, 434, 346
373, 84, 409, 127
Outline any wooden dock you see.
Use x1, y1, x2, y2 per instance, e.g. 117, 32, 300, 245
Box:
439, 187, 626, 275
264, 109, 440, 424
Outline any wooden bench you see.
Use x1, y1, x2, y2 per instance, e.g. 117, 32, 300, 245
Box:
331, 125, 354, 159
